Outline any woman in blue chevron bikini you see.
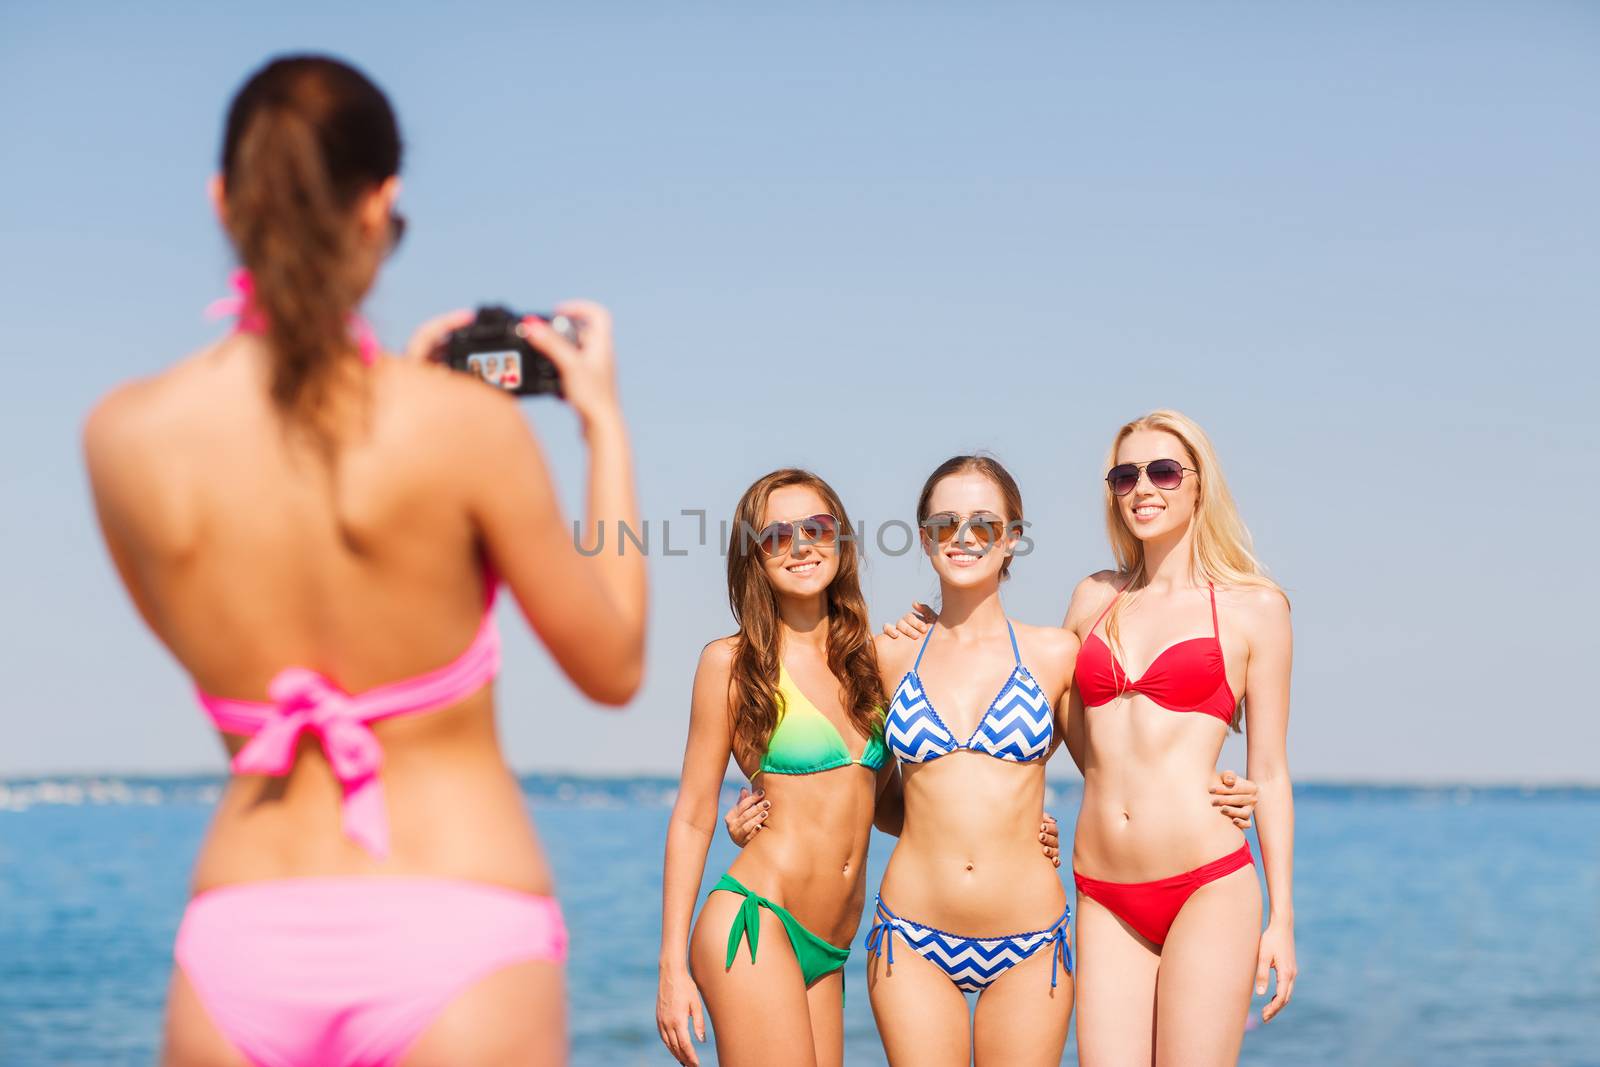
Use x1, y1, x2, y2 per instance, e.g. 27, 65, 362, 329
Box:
858, 455, 1258, 1067
861, 455, 1082, 1065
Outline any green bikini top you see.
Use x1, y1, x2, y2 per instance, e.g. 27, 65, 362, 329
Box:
758, 663, 888, 777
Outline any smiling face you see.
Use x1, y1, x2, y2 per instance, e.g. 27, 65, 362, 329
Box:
758, 484, 841, 599
920, 470, 1016, 590
1113, 429, 1201, 543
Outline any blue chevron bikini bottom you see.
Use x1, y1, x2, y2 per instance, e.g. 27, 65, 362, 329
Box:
864, 895, 1073, 993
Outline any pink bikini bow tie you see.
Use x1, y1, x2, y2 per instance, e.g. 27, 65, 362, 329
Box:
230, 667, 391, 858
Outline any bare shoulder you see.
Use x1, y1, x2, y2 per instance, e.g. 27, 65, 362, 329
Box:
1217, 583, 1292, 636
1011, 620, 1080, 660
381, 358, 531, 448
1073, 569, 1125, 607
83, 376, 156, 457
1063, 569, 1125, 630
699, 634, 739, 668
690, 636, 740, 730
1011, 620, 1079, 693
694, 635, 740, 688
83, 349, 216, 439
82, 366, 196, 489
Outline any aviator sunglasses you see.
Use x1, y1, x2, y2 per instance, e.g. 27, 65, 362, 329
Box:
1105, 458, 1197, 497
755, 513, 840, 557
920, 512, 1007, 547
388, 211, 407, 254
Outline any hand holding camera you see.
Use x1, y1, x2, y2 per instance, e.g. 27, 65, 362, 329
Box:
438, 305, 576, 397
410, 302, 621, 432
522, 301, 619, 432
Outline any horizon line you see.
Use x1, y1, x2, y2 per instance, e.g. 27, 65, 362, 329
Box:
2, 769, 1597, 791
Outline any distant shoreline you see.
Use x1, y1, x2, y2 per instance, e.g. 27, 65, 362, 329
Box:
2, 771, 1597, 794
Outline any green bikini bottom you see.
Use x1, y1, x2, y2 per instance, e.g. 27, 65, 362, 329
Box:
712, 873, 852, 988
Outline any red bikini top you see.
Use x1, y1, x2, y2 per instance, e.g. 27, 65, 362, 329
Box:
1073, 582, 1237, 725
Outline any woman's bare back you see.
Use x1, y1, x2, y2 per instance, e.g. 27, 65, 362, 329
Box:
86, 333, 571, 892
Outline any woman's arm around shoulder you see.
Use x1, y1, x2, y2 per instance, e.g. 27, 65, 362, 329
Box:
872, 758, 906, 836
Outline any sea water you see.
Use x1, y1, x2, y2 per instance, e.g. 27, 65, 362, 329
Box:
1, 778, 1596, 1066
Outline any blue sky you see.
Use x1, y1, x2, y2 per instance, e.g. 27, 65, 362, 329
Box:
2, 3, 1596, 781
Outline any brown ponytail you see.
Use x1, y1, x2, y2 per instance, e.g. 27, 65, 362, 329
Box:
219, 56, 401, 434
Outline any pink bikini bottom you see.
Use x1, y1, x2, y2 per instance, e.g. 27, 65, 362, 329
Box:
174, 876, 568, 1066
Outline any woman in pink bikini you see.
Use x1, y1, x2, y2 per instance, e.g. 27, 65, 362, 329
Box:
83, 55, 645, 1066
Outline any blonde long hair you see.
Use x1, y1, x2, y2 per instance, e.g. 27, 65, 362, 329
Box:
1100, 409, 1285, 730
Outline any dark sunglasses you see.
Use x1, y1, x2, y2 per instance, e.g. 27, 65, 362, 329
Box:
920, 512, 1007, 547
388, 211, 407, 255
756, 513, 839, 557
1105, 459, 1197, 497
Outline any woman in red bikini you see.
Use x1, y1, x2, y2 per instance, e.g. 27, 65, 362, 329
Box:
1063, 409, 1295, 1065
886, 411, 1293, 1065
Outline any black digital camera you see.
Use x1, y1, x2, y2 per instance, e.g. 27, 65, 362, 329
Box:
441, 305, 580, 398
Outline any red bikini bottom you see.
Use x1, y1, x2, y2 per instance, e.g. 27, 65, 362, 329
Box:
1074, 843, 1254, 946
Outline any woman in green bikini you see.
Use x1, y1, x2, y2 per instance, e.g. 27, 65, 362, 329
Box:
656, 468, 893, 1067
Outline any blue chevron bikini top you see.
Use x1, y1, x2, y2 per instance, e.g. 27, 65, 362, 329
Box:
884, 618, 1052, 764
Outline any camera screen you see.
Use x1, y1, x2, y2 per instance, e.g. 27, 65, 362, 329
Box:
466, 351, 523, 391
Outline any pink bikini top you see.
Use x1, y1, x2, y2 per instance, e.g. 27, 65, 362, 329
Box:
1073, 582, 1237, 725
195, 272, 501, 858
205, 268, 382, 365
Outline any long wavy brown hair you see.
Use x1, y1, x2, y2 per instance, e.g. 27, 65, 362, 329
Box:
726, 469, 881, 765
